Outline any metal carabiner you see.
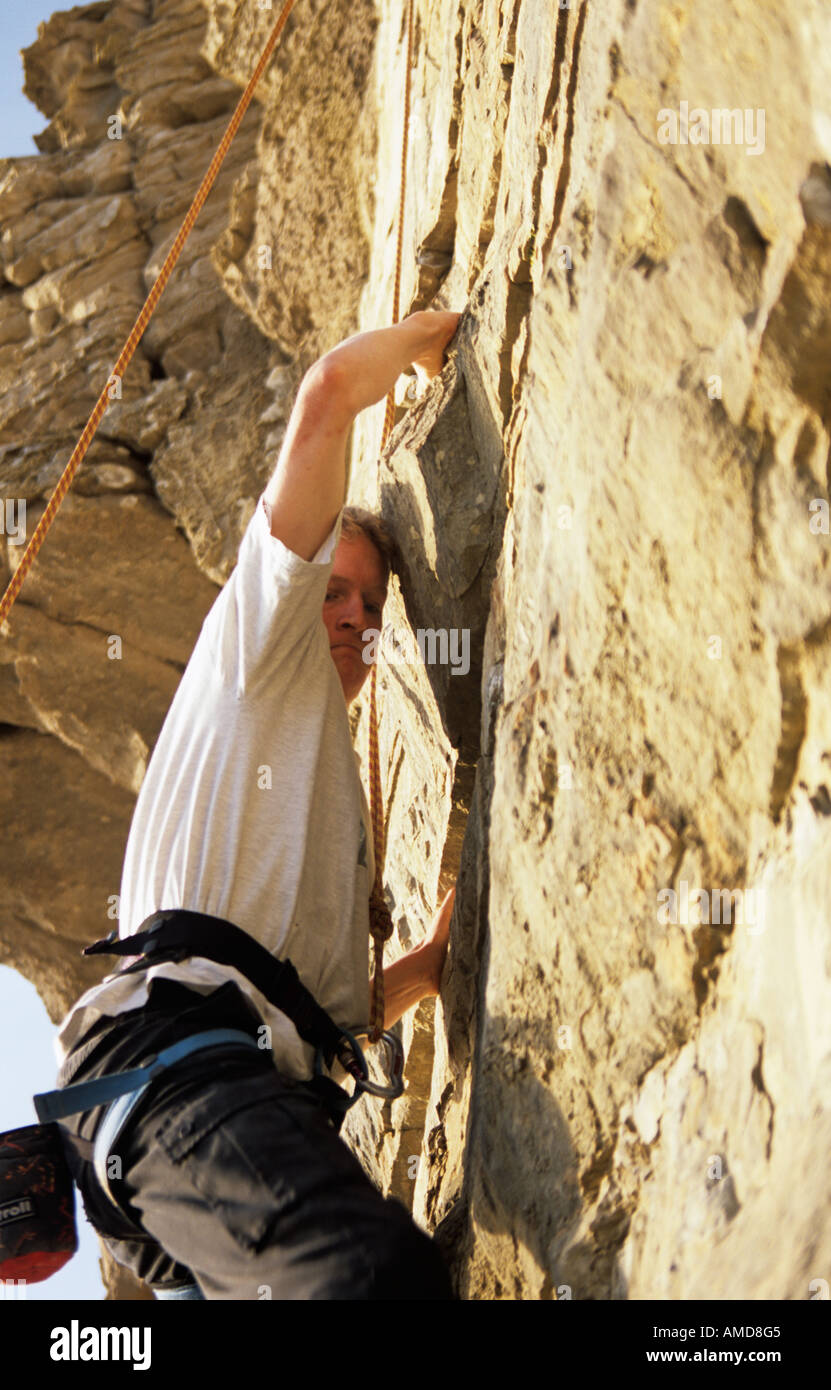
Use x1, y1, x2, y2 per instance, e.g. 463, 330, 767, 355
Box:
314, 1029, 404, 1103
314, 1029, 367, 1079
349, 1029, 405, 1100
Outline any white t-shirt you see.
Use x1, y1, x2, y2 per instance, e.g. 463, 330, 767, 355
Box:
55, 494, 374, 1080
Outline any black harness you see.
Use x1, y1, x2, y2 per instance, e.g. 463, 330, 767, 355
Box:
12, 910, 403, 1282
79, 908, 402, 1117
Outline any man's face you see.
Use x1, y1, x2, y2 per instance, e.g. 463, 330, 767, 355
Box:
323, 533, 387, 703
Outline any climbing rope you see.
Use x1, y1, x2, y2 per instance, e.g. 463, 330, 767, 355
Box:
0, 0, 299, 629
366, 0, 415, 1043
0, 0, 414, 1057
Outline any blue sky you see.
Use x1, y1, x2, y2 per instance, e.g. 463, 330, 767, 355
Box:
1, 7, 107, 1300
1, 9, 51, 157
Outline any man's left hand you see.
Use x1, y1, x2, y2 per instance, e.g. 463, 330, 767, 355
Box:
421, 885, 456, 994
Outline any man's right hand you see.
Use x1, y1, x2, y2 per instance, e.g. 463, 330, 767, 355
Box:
263, 310, 464, 561
411, 311, 462, 381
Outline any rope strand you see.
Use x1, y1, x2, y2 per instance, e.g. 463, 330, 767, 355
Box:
0, 0, 413, 1059
367, 0, 415, 1042
0, 0, 299, 629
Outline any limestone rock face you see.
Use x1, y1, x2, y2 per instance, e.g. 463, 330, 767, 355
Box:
2, 0, 830, 1302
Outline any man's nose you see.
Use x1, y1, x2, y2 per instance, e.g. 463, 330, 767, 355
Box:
337, 594, 368, 628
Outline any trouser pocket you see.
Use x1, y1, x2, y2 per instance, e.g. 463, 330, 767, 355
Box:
151, 1069, 307, 1254
119, 1060, 454, 1299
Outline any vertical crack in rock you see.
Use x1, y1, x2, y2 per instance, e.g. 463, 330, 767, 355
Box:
466, 15, 508, 289
750, 1036, 775, 1162
412, 16, 462, 310
691, 906, 732, 1012
539, 0, 587, 270
498, 277, 532, 432
769, 643, 807, 823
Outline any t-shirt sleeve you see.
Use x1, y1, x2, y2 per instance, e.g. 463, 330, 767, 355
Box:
199, 494, 343, 695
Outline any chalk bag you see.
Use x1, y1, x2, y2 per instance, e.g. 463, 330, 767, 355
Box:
0, 1124, 78, 1283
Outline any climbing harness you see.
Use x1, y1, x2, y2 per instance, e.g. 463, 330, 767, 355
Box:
20, 908, 404, 1266
0, 0, 420, 1284
0, 0, 417, 1044
77, 908, 405, 1107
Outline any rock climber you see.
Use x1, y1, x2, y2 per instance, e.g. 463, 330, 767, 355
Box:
47, 308, 462, 1300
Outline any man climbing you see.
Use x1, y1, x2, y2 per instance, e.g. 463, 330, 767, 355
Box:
49, 307, 462, 1300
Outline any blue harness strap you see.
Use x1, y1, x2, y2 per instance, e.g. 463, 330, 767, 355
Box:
34, 1029, 264, 1239
91, 1030, 263, 1219
33, 1028, 262, 1124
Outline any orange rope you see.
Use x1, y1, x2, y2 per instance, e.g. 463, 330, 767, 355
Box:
367, 0, 415, 1043
0, 0, 411, 1057
0, 0, 299, 629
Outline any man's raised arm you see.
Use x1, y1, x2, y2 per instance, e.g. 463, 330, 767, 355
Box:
263, 310, 461, 561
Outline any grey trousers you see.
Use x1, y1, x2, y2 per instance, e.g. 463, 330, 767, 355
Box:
57, 980, 453, 1301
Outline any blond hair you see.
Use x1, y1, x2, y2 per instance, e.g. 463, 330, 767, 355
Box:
341, 506, 401, 590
